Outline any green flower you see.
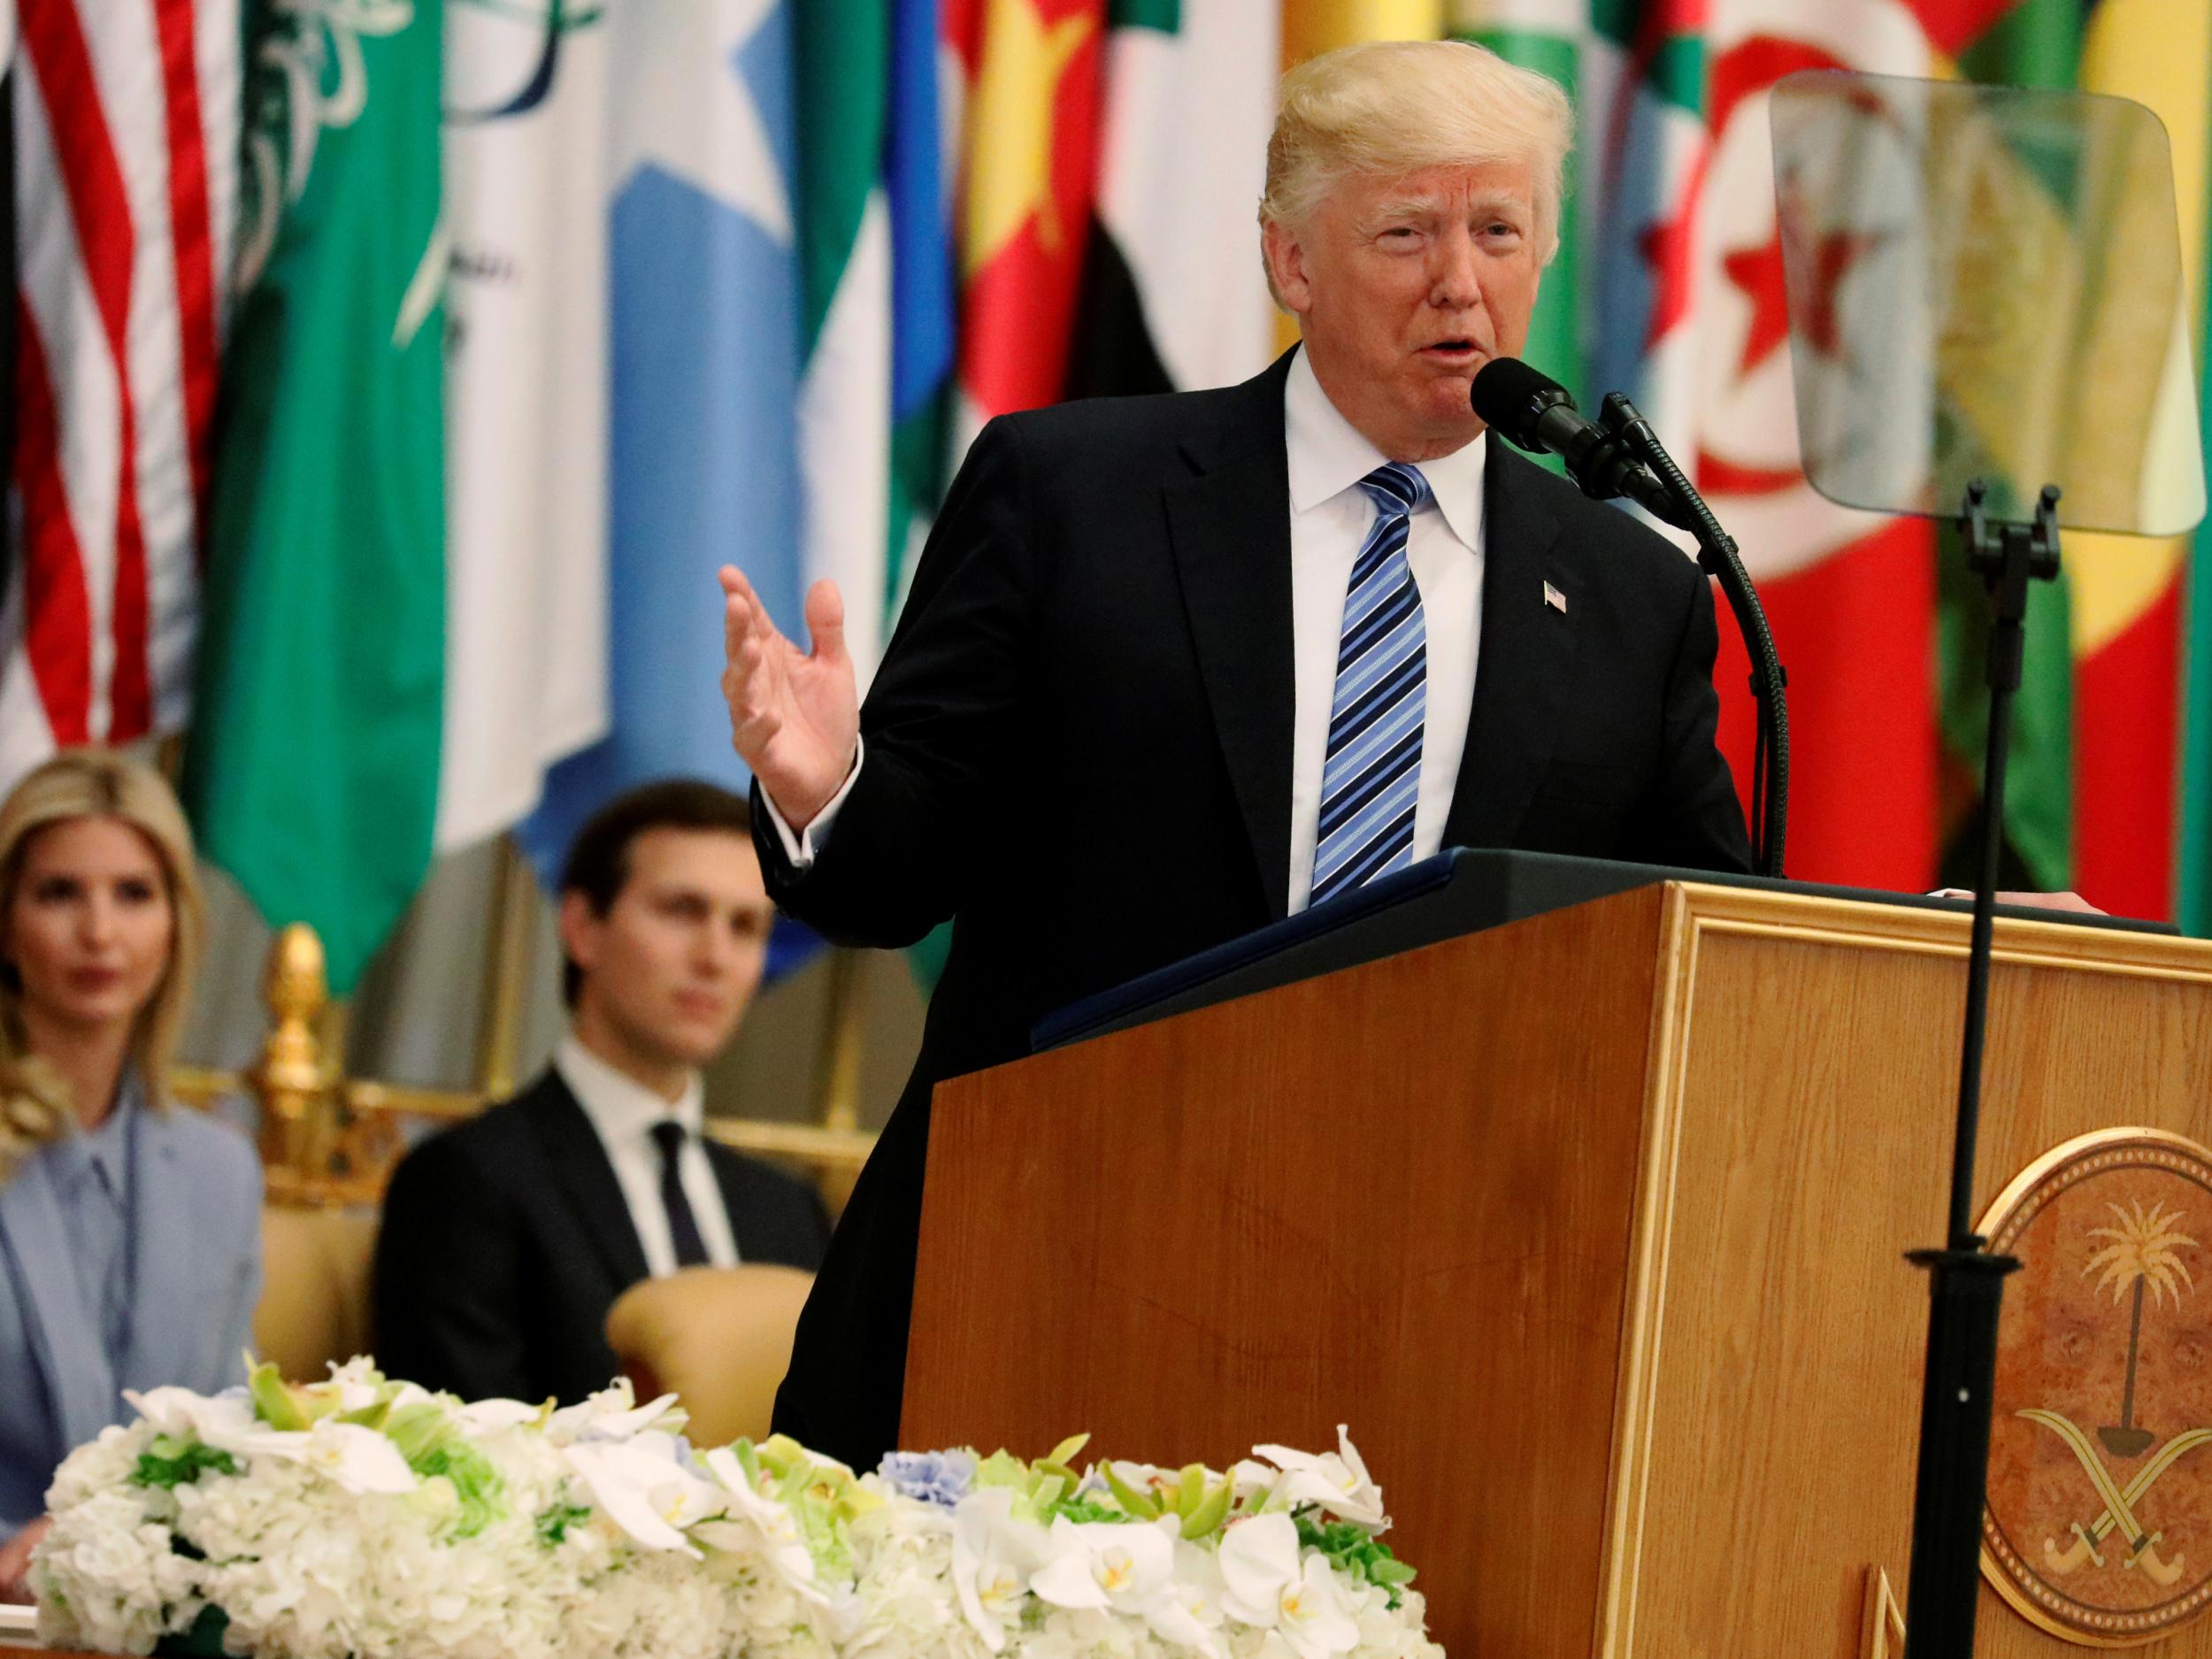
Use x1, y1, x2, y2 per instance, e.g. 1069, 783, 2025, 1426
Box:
130, 1438, 239, 1491
534, 1501, 595, 1548
380, 1398, 507, 1537
1294, 1516, 1416, 1609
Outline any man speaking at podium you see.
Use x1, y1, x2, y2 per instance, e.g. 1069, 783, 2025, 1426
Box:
719, 40, 1751, 1470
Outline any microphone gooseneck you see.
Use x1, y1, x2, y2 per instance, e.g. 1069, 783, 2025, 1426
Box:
1469, 359, 1684, 527
1469, 358, 1790, 877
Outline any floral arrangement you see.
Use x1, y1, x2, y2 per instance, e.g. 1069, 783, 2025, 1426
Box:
31, 1359, 1444, 1659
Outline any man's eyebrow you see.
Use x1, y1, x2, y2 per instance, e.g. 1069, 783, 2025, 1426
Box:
1467, 194, 1532, 219
1369, 195, 1446, 221
1367, 192, 1532, 225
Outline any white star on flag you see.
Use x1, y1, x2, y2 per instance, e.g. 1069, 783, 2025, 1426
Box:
607, 0, 790, 241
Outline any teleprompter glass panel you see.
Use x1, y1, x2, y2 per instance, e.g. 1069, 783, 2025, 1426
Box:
1769, 71, 2204, 535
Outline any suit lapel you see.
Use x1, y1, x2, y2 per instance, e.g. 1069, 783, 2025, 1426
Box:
1443, 437, 1584, 849
527, 1076, 651, 1290
122, 1098, 202, 1394
0, 1152, 117, 1452
706, 1148, 758, 1260
1164, 353, 1299, 921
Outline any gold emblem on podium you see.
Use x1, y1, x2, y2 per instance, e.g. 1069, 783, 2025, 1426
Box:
1980, 1129, 2212, 1645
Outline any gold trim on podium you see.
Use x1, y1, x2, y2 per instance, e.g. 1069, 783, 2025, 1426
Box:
1595, 885, 1700, 1659
1587, 884, 2212, 1658
1862, 1566, 1908, 1659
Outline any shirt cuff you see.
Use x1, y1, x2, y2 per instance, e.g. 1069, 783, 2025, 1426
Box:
761, 738, 863, 870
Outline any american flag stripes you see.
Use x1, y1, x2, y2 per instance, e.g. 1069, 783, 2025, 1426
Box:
6, 0, 235, 772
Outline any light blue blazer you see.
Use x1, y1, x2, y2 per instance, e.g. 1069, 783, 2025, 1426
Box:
0, 1089, 261, 1536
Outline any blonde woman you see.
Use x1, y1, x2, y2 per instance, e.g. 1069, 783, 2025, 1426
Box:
0, 752, 259, 1599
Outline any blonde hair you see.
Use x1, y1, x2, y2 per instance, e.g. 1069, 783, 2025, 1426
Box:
0, 750, 204, 1114
1261, 40, 1575, 279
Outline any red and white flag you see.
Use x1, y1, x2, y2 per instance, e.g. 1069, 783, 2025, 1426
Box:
6, 0, 237, 775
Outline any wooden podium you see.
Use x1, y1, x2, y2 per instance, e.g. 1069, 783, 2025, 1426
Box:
902, 880, 2212, 1659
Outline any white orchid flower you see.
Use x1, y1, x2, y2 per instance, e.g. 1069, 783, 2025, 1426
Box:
547, 1386, 683, 1445
286, 1422, 419, 1493
124, 1386, 257, 1442
208, 1419, 417, 1494
562, 1432, 717, 1556
318, 1356, 386, 1412
696, 1446, 823, 1593
1143, 1533, 1228, 1658
126, 1387, 416, 1494
1245, 1428, 1386, 1529
454, 1398, 544, 1434
1029, 1515, 1174, 1612
1227, 1458, 1284, 1506
950, 1486, 1050, 1653
1217, 1514, 1359, 1659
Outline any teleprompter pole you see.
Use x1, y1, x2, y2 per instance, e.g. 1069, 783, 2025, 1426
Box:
1900, 480, 2057, 1656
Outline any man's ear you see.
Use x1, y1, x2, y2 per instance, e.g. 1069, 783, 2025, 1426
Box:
557, 890, 602, 979
1263, 219, 1314, 316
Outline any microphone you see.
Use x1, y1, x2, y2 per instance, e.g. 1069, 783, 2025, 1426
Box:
1470, 358, 1685, 527
1472, 357, 1791, 879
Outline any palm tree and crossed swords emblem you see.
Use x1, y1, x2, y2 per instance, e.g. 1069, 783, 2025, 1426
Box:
2021, 1199, 2208, 1588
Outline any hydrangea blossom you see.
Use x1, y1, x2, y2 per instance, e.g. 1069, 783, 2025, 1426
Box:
878, 1449, 979, 1509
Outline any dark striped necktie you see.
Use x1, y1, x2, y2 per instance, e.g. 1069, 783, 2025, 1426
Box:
1310, 461, 1430, 907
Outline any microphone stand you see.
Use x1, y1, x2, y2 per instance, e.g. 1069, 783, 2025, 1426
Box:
1896, 479, 2055, 1657
1594, 395, 1790, 878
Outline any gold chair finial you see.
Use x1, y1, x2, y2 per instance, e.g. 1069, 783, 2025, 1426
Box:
255, 923, 336, 1202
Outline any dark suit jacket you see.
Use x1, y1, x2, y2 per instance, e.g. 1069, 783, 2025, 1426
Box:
759, 350, 1752, 1469
372, 1069, 832, 1405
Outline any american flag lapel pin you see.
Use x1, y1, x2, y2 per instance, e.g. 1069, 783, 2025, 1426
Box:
1543, 580, 1568, 614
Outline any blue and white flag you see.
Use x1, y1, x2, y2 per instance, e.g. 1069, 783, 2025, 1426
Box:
520, 0, 806, 943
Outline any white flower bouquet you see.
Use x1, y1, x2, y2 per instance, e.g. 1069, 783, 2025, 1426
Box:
33, 1358, 1445, 1659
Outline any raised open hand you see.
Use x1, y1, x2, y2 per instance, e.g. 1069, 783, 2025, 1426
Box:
719, 568, 860, 832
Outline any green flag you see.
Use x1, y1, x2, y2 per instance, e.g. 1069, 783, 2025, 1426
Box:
182, 0, 446, 994
1455, 19, 1586, 407
2180, 182, 2212, 937
1455, 6, 1704, 458
1931, 1, 2079, 895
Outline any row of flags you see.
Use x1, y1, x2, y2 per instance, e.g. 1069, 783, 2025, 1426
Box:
1455, 0, 2212, 926
8, 0, 2212, 995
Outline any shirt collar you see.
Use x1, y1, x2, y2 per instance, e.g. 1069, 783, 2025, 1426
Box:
556, 1031, 704, 1148
1284, 345, 1486, 552
51, 1076, 137, 1196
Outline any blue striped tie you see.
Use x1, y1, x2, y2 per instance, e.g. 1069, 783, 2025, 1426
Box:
1310, 462, 1430, 907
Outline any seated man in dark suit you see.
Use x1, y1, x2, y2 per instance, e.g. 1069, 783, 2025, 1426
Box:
373, 780, 831, 1404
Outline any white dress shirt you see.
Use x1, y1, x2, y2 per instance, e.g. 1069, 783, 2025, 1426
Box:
765, 348, 1487, 914
1283, 348, 1485, 912
556, 1033, 741, 1276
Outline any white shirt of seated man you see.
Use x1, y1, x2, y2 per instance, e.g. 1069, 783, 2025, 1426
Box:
555, 818, 780, 1275
723, 148, 1540, 914
557, 1032, 740, 1275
